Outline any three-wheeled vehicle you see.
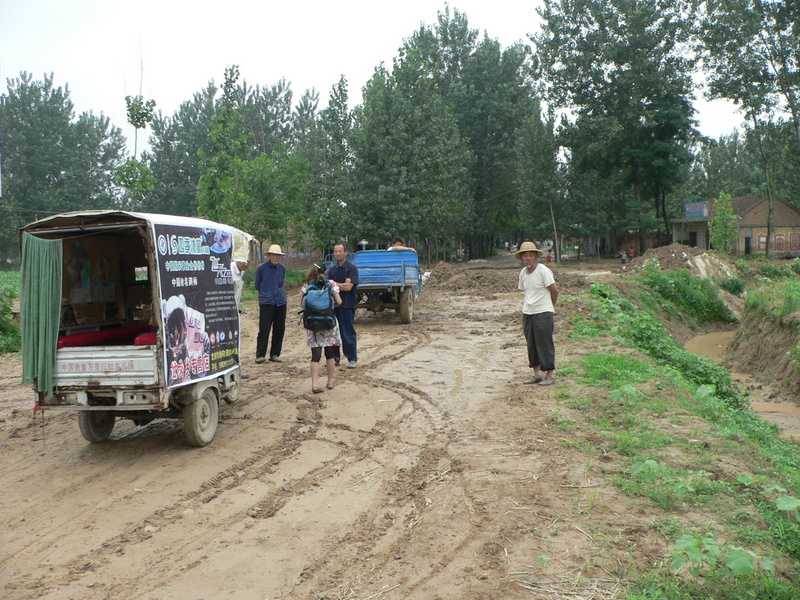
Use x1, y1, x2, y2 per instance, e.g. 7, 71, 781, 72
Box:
20, 211, 254, 446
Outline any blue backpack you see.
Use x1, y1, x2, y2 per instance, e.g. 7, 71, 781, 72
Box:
303, 278, 336, 331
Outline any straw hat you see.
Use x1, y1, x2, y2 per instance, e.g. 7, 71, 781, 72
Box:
266, 244, 286, 256
514, 241, 543, 258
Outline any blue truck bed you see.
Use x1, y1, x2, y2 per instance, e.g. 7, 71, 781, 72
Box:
353, 249, 421, 294
322, 249, 422, 323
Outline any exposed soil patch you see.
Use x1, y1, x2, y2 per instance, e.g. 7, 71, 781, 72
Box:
626, 242, 707, 272
727, 313, 800, 407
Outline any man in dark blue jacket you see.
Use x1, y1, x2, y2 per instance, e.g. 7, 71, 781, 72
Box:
254, 244, 287, 363
327, 243, 359, 368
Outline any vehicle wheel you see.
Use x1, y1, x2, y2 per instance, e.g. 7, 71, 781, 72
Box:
184, 389, 219, 447
399, 288, 413, 324
224, 376, 241, 405
78, 411, 115, 443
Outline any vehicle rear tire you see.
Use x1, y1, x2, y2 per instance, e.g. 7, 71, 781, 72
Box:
399, 288, 413, 324
184, 389, 219, 447
224, 376, 240, 404
78, 411, 115, 443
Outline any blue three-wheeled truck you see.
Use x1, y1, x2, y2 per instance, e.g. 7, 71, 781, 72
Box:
327, 249, 423, 324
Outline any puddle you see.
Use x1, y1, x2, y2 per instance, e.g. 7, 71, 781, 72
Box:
685, 331, 800, 437
748, 403, 800, 437
683, 331, 736, 363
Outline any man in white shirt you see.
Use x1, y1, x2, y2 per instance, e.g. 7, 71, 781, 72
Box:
516, 241, 559, 386
231, 260, 249, 313
387, 236, 416, 252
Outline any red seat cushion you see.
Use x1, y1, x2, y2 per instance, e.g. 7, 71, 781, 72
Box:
57, 324, 152, 348
133, 332, 158, 346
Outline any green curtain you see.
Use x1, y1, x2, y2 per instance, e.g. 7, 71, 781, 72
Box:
21, 233, 63, 396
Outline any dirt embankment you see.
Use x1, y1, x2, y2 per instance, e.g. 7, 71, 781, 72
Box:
0, 249, 793, 599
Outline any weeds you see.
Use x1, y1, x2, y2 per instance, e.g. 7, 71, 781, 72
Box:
744, 278, 800, 327
669, 533, 775, 577
640, 262, 736, 324
622, 459, 726, 510
716, 276, 745, 296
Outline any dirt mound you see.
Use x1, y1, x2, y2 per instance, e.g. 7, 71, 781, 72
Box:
627, 243, 735, 280
425, 260, 518, 293
424, 260, 462, 289
627, 243, 704, 271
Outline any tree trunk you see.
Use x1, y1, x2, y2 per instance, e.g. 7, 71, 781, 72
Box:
752, 115, 774, 255
549, 201, 560, 262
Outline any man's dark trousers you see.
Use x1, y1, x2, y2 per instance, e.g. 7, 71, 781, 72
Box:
333, 307, 357, 363
256, 304, 286, 359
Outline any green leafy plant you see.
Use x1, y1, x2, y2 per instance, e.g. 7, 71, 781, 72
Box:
758, 262, 782, 279
776, 494, 800, 518
668, 533, 774, 578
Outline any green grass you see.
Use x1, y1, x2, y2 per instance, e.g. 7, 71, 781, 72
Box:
744, 278, 800, 326
581, 353, 656, 388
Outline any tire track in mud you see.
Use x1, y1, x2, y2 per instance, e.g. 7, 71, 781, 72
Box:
282, 329, 493, 598
119, 325, 451, 598
292, 291, 537, 598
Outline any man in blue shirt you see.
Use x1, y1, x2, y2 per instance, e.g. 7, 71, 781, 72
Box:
327, 243, 359, 368
254, 244, 288, 363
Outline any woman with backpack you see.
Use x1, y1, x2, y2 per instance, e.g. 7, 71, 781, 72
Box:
300, 264, 343, 393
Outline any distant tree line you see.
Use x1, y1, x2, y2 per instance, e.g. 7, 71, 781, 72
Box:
2, 1, 800, 262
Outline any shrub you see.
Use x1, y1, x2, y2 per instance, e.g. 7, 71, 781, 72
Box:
758, 262, 782, 279
717, 276, 745, 296
641, 268, 735, 324
745, 279, 800, 325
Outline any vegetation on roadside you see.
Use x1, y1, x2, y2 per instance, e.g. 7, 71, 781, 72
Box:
737, 275, 800, 380
639, 259, 736, 326
0, 270, 21, 354
566, 271, 800, 599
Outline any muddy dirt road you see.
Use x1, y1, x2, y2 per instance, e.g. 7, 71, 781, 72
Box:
0, 258, 686, 599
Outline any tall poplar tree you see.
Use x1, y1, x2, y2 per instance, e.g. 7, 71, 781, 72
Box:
701, 0, 800, 146
197, 66, 249, 224
143, 83, 218, 216
349, 60, 470, 256
534, 0, 697, 239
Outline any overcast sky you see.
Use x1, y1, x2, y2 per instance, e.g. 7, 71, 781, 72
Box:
1, 0, 743, 154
